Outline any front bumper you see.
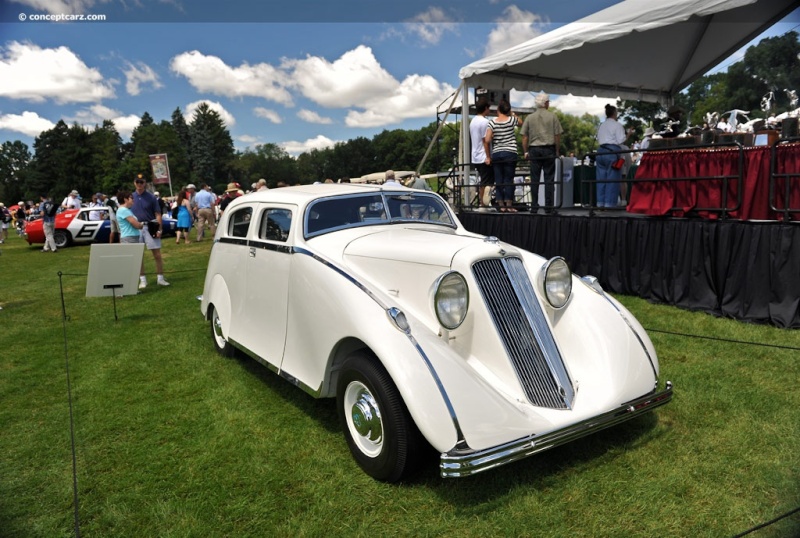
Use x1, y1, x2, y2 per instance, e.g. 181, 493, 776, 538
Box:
440, 381, 673, 478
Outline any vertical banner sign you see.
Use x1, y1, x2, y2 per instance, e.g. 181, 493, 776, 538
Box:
149, 154, 171, 186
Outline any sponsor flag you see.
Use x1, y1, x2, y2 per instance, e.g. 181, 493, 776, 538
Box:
149, 154, 171, 186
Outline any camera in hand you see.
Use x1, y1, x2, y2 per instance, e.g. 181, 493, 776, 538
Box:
146, 220, 160, 236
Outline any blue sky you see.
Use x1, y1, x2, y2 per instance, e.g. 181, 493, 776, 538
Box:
0, 0, 798, 156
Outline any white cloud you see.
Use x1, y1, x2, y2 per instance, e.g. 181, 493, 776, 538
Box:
297, 109, 332, 124
123, 61, 162, 96
184, 100, 236, 127
345, 73, 455, 128
170, 51, 293, 106
169, 44, 453, 131
67, 104, 140, 138
254, 107, 282, 124
550, 94, 612, 118
485, 6, 546, 57
12, 0, 96, 15
237, 135, 260, 145
0, 41, 114, 103
285, 45, 397, 108
0, 111, 55, 137
284, 45, 454, 128
281, 135, 338, 156
405, 7, 460, 46
510, 90, 611, 118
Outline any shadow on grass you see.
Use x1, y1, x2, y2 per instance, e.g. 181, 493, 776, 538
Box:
225, 346, 666, 503
414, 412, 665, 502
228, 351, 340, 432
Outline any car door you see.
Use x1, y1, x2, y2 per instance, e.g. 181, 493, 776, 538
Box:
70, 208, 111, 243
241, 203, 295, 367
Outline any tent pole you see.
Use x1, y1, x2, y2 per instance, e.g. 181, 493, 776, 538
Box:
417, 81, 464, 175
460, 82, 471, 191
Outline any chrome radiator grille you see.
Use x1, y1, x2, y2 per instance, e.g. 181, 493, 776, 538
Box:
472, 257, 574, 409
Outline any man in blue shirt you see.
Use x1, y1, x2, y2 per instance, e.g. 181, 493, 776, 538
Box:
131, 174, 169, 288
38, 194, 57, 252
194, 183, 217, 241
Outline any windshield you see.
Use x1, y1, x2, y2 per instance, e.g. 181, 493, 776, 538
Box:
305, 192, 455, 238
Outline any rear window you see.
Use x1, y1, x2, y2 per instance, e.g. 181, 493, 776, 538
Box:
259, 208, 292, 242
228, 207, 253, 238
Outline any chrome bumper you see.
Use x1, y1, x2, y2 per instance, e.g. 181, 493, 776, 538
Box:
440, 381, 673, 478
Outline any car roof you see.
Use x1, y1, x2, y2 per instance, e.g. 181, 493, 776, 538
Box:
227, 183, 413, 207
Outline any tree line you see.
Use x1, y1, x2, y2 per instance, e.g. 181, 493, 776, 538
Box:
1, 31, 795, 204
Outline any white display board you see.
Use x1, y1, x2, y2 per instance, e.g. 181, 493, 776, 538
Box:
85, 243, 145, 297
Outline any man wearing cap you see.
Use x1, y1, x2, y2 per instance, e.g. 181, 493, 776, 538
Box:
39, 194, 58, 252
194, 183, 216, 241
61, 190, 81, 211
521, 92, 563, 213
132, 175, 169, 288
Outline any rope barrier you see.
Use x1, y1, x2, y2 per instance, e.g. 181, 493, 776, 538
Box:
645, 328, 800, 352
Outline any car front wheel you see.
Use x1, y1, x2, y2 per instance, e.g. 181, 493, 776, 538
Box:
337, 352, 422, 482
209, 305, 234, 357
53, 230, 70, 248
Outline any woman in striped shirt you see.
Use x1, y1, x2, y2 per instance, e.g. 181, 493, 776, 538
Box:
484, 100, 520, 212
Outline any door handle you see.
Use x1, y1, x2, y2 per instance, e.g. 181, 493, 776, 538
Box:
249, 247, 256, 258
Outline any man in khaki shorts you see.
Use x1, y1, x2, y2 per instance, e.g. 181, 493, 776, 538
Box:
194, 183, 217, 241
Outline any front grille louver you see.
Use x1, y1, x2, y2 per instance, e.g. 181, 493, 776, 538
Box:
472, 257, 574, 409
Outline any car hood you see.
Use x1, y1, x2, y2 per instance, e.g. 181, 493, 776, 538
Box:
341, 226, 488, 268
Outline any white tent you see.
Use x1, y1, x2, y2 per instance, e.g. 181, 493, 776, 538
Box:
459, 0, 799, 104
453, 0, 798, 175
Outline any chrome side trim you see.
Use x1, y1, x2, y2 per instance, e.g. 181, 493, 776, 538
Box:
600, 294, 659, 380
229, 337, 323, 397
440, 381, 673, 478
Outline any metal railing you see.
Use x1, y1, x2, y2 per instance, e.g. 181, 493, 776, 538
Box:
769, 136, 800, 222
441, 139, 800, 221
438, 157, 567, 213
579, 142, 745, 219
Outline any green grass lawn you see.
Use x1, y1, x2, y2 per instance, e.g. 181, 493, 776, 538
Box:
0, 232, 798, 537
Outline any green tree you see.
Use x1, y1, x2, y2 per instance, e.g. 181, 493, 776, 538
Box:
171, 107, 192, 165
0, 140, 31, 203
231, 143, 297, 190
89, 120, 123, 195
553, 110, 601, 158
189, 103, 235, 185
26, 121, 96, 202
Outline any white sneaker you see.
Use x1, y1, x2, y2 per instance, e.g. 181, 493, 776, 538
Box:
139, 278, 147, 289
157, 277, 170, 286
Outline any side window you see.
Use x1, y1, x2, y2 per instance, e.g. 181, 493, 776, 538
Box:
259, 208, 292, 242
228, 207, 253, 238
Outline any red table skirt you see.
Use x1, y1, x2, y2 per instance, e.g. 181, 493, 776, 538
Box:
628, 144, 800, 220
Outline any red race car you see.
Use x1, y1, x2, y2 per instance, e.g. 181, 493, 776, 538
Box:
26, 206, 177, 248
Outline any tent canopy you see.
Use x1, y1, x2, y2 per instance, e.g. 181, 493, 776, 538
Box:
459, 0, 798, 104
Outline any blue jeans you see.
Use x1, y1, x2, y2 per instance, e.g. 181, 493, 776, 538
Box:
492, 151, 517, 203
596, 145, 622, 207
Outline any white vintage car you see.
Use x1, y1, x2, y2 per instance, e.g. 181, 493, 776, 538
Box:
200, 183, 672, 481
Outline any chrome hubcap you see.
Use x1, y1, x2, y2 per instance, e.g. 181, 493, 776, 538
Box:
345, 381, 383, 456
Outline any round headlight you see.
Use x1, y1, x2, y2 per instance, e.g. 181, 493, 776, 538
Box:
434, 272, 469, 330
541, 257, 572, 309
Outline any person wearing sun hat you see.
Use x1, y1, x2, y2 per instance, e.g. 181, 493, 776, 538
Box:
218, 182, 241, 216
61, 189, 81, 211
